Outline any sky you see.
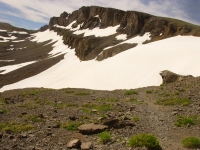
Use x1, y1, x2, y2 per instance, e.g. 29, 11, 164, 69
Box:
0, 0, 199, 30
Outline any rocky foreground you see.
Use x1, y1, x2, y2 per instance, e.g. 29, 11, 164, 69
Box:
0, 72, 200, 150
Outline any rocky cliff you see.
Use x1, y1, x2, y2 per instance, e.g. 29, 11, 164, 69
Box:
48, 6, 200, 61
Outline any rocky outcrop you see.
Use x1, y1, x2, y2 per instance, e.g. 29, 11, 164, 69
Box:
96, 43, 137, 61
48, 6, 200, 61
160, 70, 193, 84
39, 25, 48, 32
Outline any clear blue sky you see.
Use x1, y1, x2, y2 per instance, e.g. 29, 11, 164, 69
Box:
0, 0, 199, 30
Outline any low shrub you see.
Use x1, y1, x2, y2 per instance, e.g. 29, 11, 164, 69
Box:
128, 133, 160, 149
99, 131, 111, 144
124, 90, 138, 95
182, 137, 200, 149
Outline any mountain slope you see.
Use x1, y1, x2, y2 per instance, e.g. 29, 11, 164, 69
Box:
0, 6, 200, 92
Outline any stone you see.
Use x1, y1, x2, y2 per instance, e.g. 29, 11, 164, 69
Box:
81, 142, 93, 150
67, 139, 81, 148
69, 115, 78, 121
78, 123, 108, 134
91, 109, 98, 113
171, 111, 178, 116
160, 70, 193, 84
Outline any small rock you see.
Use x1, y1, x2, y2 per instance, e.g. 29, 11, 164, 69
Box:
20, 133, 27, 138
81, 142, 93, 150
38, 114, 45, 118
69, 115, 77, 121
21, 112, 27, 115
0, 110, 3, 114
171, 111, 178, 116
67, 139, 81, 148
91, 109, 98, 113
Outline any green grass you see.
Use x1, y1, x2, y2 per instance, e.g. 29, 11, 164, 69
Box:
82, 103, 111, 112
99, 131, 111, 144
128, 133, 160, 149
65, 90, 75, 94
75, 92, 90, 96
155, 98, 191, 106
0, 99, 6, 104
146, 90, 152, 94
129, 98, 138, 102
21, 90, 40, 96
132, 116, 139, 122
26, 115, 44, 123
62, 121, 83, 131
35, 98, 78, 109
1, 110, 8, 114
17, 101, 40, 109
124, 90, 138, 95
0, 122, 34, 133
174, 115, 199, 127
182, 137, 200, 149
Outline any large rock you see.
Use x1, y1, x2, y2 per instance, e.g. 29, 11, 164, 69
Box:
160, 70, 193, 84
67, 139, 81, 148
81, 142, 93, 150
78, 123, 108, 134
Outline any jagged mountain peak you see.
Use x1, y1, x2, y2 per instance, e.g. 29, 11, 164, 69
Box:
47, 6, 200, 61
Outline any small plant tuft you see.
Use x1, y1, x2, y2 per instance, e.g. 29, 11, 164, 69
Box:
155, 98, 191, 106
174, 115, 198, 127
124, 90, 138, 95
0, 122, 34, 133
62, 121, 83, 131
182, 137, 200, 149
132, 116, 139, 122
99, 131, 111, 144
146, 90, 152, 94
128, 133, 160, 149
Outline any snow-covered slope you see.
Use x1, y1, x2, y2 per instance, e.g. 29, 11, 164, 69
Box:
1, 29, 200, 92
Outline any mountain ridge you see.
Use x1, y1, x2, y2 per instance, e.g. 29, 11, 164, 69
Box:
47, 6, 200, 61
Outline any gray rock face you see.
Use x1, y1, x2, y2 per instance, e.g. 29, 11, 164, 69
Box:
78, 123, 108, 134
160, 70, 193, 84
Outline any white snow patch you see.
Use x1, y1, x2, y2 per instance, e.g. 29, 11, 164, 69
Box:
115, 34, 127, 40
0, 61, 36, 74
0, 29, 7, 32
31, 29, 70, 57
1, 33, 200, 92
0, 35, 17, 42
10, 31, 28, 34
12, 40, 25, 42
104, 32, 151, 50
73, 25, 119, 37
